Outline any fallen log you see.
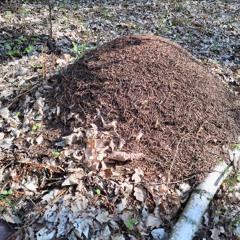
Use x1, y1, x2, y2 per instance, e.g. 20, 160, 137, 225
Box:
169, 158, 237, 240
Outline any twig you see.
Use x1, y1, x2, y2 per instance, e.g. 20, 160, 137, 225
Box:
47, 0, 53, 40
41, 45, 47, 80
149, 175, 196, 185
123, 175, 197, 186
7, 89, 32, 108
7, 82, 42, 108
167, 137, 184, 184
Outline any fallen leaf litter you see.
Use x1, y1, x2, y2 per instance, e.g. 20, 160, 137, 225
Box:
6, 34, 240, 239
0, 0, 240, 239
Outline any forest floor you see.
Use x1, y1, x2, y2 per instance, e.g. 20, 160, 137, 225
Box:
0, 0, 240, 239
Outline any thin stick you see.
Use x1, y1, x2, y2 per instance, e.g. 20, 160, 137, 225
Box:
167, 137, 183, 184
123, 175, 197, 186
47, 0, 53, 39
7, 82, 42, 108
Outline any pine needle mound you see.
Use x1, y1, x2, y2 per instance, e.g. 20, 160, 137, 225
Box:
61, 34, 239, 182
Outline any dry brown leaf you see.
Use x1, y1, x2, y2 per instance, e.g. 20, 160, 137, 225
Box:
101, 117, 117, 130
62, 128, 83, 145
96, 212, 110, 224
132, 168, 144, 183
99, 168, 113, 178
133, 186, 146, 202
146, 214, 162, 228
62, 170, 85, 186
109, 139, 115, 151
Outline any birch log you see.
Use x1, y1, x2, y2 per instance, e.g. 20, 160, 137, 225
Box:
169, 161, 233, 240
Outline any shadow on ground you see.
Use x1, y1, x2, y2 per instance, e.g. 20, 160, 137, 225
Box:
0, 26, 76, 63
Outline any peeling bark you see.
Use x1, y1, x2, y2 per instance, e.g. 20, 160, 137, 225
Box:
169, 161, 234, 240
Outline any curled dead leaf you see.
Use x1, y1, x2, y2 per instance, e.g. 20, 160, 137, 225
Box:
134, 186, 146, 202
35, 134, 44, 145
146, 214, 162, 229
132, 168, 144, 183
0, 107, 10, 120
62, 170, 85, 186
101, 117, 117, 130
63, 128, 83, 145
33, 97, 45, 115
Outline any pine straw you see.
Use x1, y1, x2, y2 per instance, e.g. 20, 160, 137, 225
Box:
60, 34, 240, 183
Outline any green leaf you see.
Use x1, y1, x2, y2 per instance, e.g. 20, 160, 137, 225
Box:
18, 36, 27, 42
32, 123, 41, 132
230, 144, 240, 150
96, 189, 101, 195
24, 45, 35, 53
72, 42, 78, 52
1, 190, 8, 195
16, 112, 21, 117
7, 189, 13, 195
228, 19, 237, 24
228, 186, 235, 192
52, 151, 60, 157
7, 49, 20, 56
1, 189, 13, 195
237, 172, 240, 182
125, 218, 138, 230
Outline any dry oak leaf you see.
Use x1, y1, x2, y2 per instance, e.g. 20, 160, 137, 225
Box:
134, 185, 146, 202
132, 168, 144, 184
